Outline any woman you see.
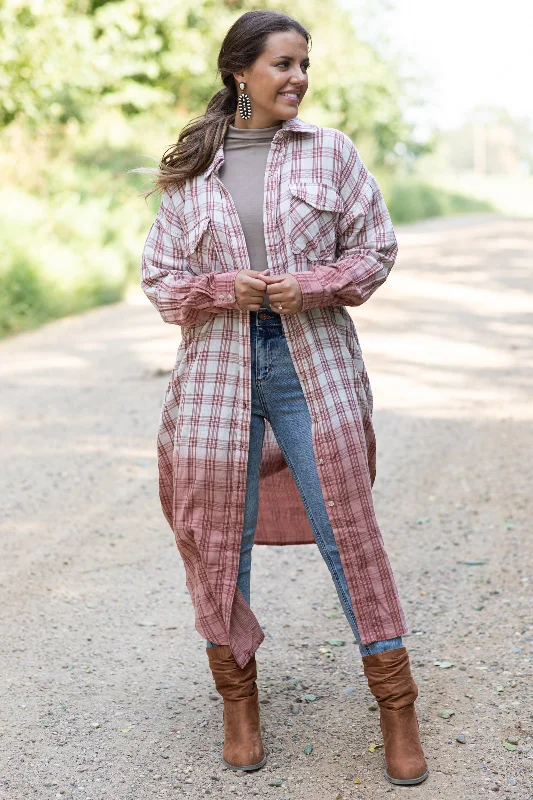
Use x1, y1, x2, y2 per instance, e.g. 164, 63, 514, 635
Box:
137, 9, 428, 786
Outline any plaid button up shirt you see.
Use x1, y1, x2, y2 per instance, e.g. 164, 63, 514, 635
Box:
141, 115, 407, 667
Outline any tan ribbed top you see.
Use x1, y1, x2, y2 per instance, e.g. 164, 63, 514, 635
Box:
218, 122, 283, 309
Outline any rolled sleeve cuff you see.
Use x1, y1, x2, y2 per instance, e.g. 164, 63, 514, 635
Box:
213, 271, 241, 310
293, 270, 326, 313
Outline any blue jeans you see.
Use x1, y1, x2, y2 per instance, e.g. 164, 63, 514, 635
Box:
206, 307, 402, 657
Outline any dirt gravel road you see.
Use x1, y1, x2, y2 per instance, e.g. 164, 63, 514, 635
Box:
1, 214, 532, 800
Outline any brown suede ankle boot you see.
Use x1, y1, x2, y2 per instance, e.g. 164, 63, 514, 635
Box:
206, 645, 267, 771
362, 647, 428, 785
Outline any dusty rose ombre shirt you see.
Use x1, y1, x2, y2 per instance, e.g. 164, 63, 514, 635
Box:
141, 116, 406, 668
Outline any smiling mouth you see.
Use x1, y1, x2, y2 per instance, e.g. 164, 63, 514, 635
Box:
279, 92, 300, 101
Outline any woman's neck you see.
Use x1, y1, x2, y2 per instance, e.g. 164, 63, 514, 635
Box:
231, 115, 283, 130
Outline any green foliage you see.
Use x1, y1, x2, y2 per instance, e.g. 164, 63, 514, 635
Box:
0, 252, 58, 337
0, 166, 147, 336
383, 180, 494, 224
0, 0, 96, 128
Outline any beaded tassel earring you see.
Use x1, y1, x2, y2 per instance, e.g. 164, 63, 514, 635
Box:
237, 81, 252, 120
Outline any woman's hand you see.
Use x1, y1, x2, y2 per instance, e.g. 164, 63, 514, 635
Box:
262, 273, 303, 314
235, 269, 271, 311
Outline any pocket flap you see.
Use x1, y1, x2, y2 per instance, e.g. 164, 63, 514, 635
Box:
289, 183, 344, 213
181, 216, 211, 255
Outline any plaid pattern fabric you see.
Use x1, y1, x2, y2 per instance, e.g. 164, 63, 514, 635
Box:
141, 115, 407, 668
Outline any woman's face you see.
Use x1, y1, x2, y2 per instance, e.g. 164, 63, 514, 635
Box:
233, 29, 310, 128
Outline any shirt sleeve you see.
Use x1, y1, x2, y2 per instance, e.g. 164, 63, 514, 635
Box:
141, 187, 242, 326
292, 133, 398, 313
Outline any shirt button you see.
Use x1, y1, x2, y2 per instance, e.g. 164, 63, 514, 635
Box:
328, 500, 335, 507
318, 458, 324, 464
218, 293, 225, 300
227, 293, 233, 300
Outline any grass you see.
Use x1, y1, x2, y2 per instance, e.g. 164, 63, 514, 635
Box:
381, 177, 495, 224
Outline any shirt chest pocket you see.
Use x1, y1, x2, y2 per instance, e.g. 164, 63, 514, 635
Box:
181, 215, 225, 274
288, 183, 344, 261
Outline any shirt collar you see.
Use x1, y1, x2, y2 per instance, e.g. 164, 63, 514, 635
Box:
203, 115, 319, 179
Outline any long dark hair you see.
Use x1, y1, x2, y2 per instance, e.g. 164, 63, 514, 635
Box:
133, 10, 311, 198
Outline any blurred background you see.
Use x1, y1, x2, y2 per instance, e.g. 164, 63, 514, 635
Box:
1, 0, 531, 338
